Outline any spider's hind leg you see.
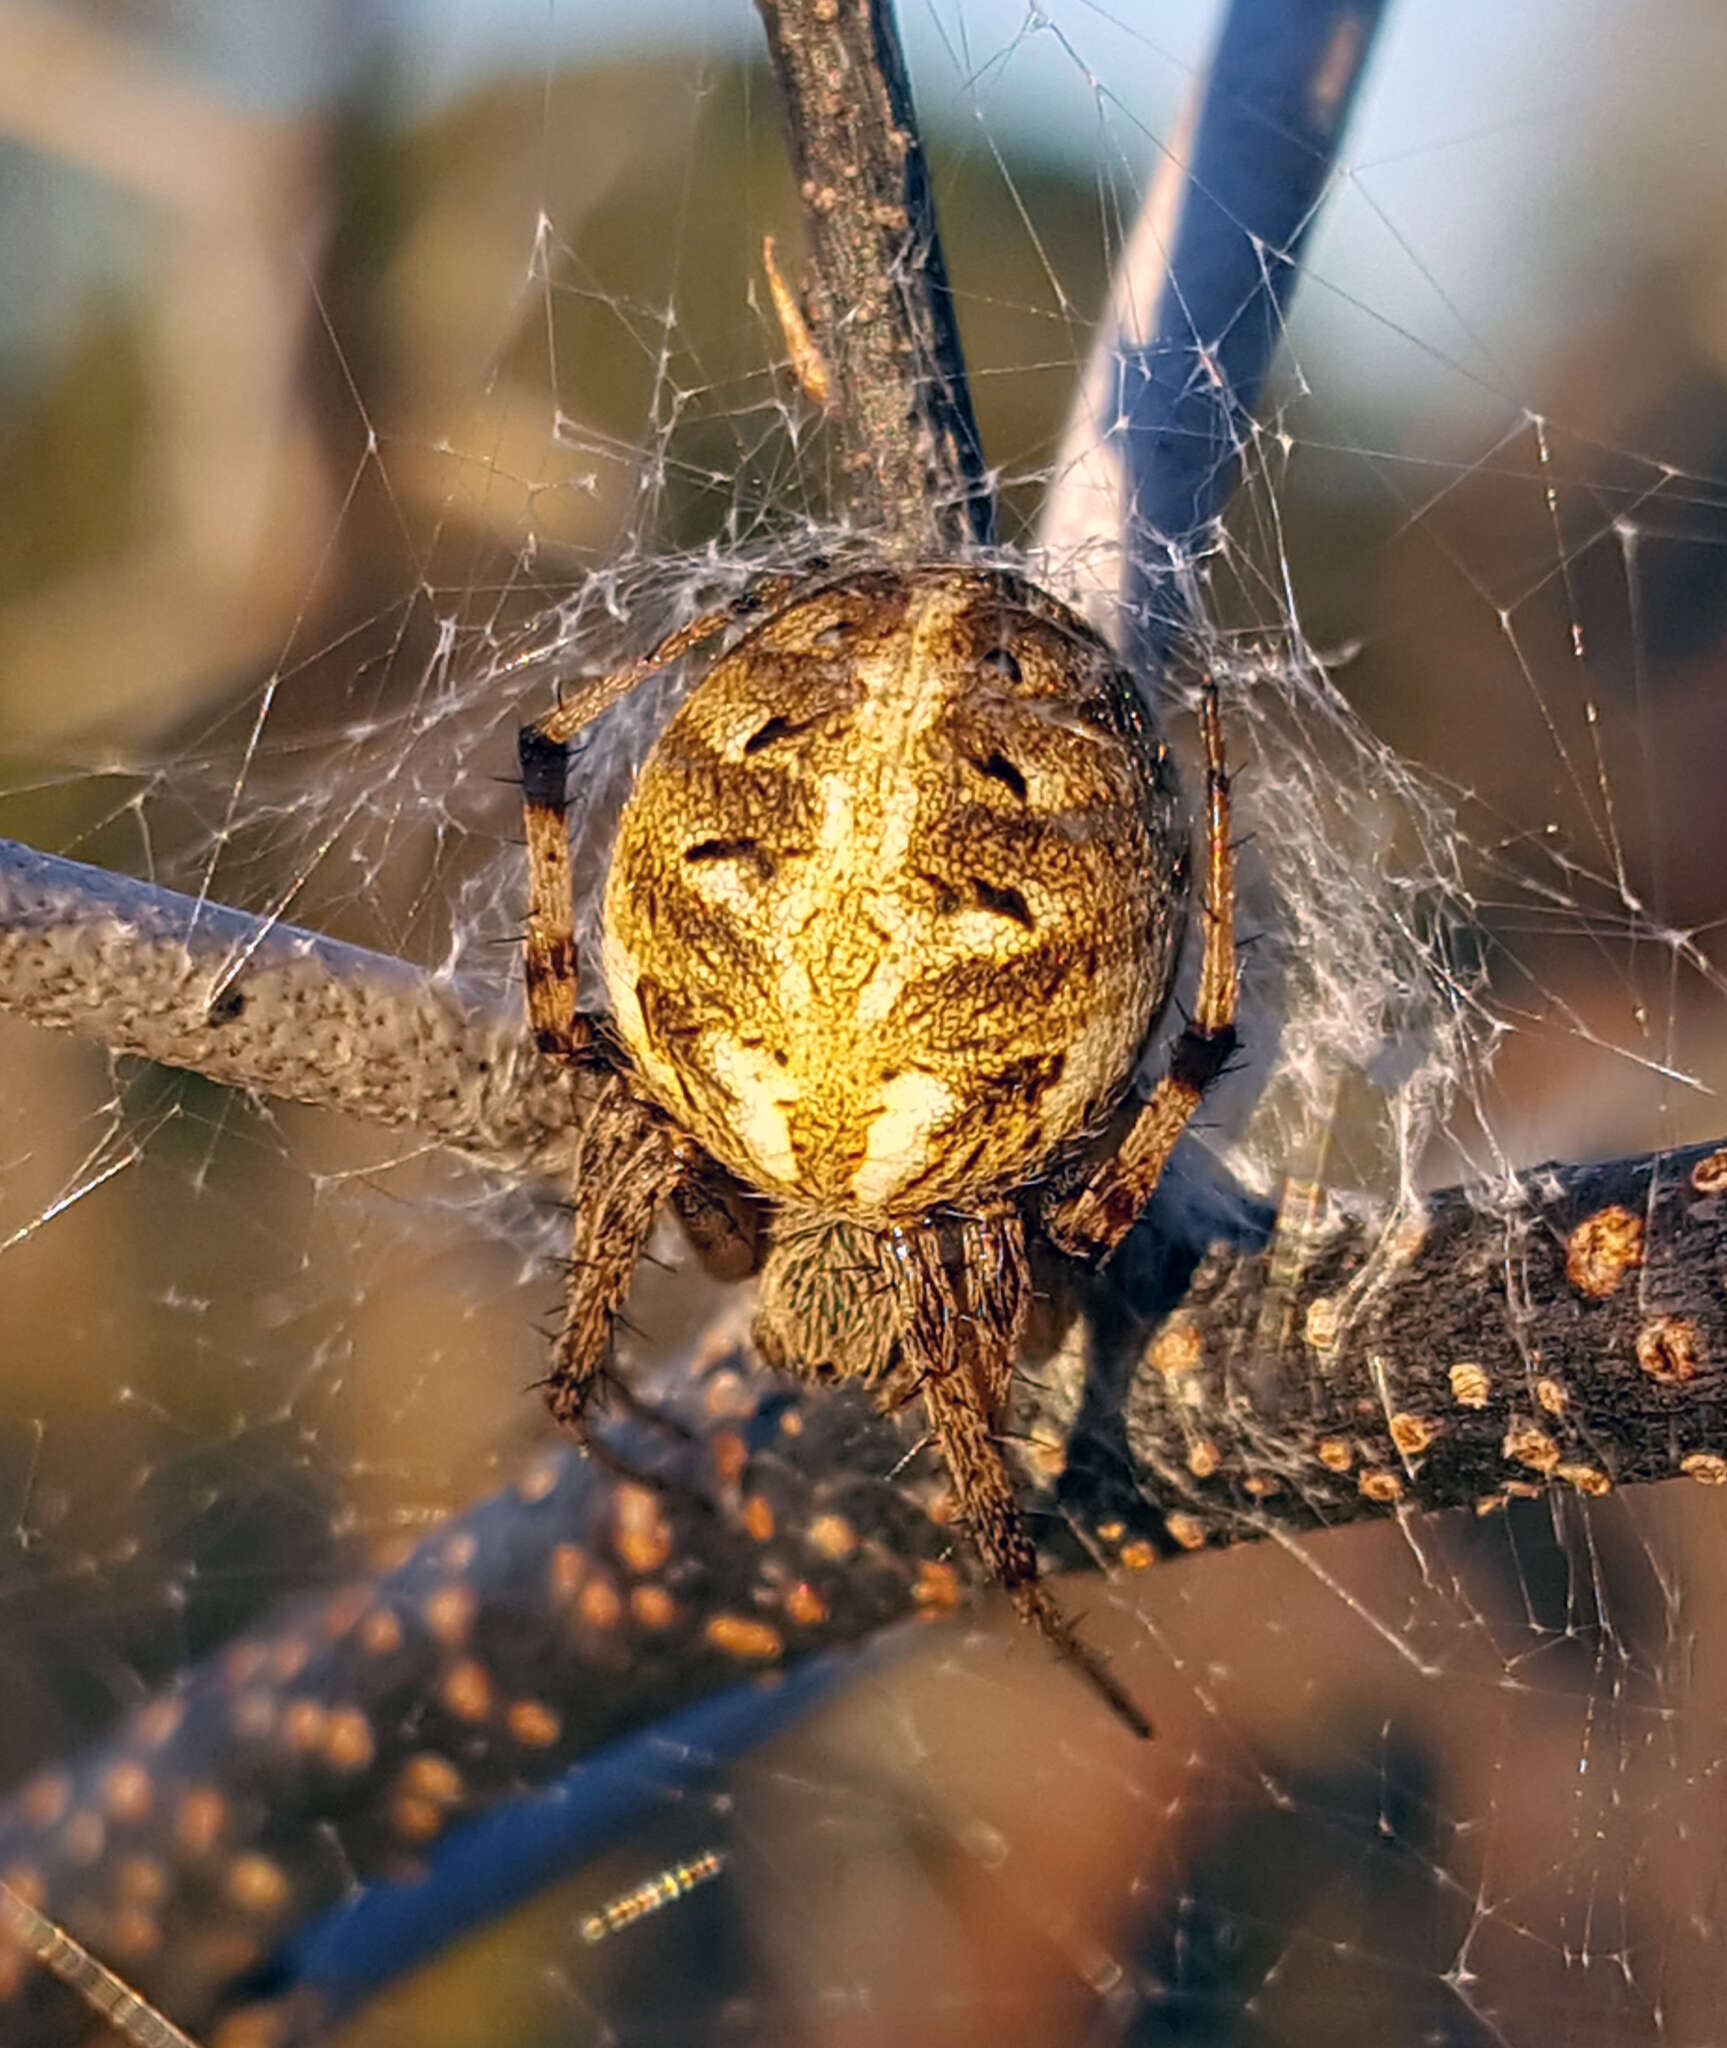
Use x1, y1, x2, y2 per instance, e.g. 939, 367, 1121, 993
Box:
891, 1216, 1153, 1740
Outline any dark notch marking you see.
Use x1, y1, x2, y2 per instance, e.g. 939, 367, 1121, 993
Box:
972, 878, 1033, 929
636, 974, 703, 1057
743, 715, 803, 755
686, 836, 776, 882
922, 873, 1034, 927
973, 750, 1027, 801
980, 646, 1022, 684
893, 1132, 989, 1208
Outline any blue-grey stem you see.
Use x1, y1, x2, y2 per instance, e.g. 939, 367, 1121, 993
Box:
1116, 0, 1386, 668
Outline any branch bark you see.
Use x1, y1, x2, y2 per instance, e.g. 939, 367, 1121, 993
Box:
1053, 1140, 1727, 1549
753, 0, 992, 553
0, 1363, 963, 2043
0, 835, 591, 1181
6, 1123, 1727, 2040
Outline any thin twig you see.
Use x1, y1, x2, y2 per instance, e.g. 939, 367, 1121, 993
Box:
0, 835, 592, 1180
753, 0, 992, 554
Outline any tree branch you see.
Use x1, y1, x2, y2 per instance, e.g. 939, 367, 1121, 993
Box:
1064, 1139, 1727, 1546
0, 1361, 963, 2043
753, 0, 992, 553
0, 835, 591, 1181
6, 1130, 1727, 2039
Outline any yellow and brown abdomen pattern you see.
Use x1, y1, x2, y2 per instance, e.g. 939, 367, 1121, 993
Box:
602, 565, 1187, 1219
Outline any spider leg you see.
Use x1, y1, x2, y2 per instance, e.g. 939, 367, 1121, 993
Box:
890, 1217, 1153, 1740
518, 576, 803, 1061
519, 720, 590, 1063
950, 1212, 1021, 1416
540, 1084, 684, 1438
1044, 677, 1238, 1264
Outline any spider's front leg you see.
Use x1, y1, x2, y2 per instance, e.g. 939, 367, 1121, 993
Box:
538, 1080, 686, 1435
1044, 678, 1238, 1264
890, 1215, 1154, 1740
542, 1103, 756, 1445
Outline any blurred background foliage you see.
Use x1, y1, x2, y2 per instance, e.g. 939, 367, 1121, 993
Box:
4, 3, 1727, 2043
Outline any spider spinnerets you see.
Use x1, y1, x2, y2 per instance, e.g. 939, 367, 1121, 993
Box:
519, 563, 1238, 1738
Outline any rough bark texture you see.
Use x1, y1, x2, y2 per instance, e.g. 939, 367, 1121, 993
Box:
0, 1362, 963, 2044
0, 836, 591, 1181
753, 0, 991, 553
1027, 1139, 1727, 1564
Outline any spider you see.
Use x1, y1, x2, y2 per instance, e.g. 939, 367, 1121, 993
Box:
516, 561, 1237, 1739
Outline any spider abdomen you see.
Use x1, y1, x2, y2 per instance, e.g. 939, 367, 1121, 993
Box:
602, 566, 1187, 1217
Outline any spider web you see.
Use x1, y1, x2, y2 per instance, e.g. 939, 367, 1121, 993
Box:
2, 0, 1727, 2042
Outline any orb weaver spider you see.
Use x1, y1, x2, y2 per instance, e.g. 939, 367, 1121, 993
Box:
517, 560, 1237, 1738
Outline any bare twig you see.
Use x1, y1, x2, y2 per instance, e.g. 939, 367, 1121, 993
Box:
0, 1360, 960, 2044
0, 835, 592, 1181
753, 0, 992, 553
1047, 1138, 1727, 1548
9, 1134, 1727, 2041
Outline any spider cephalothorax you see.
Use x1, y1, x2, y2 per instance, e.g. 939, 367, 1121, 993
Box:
519, 563, 1237, 1737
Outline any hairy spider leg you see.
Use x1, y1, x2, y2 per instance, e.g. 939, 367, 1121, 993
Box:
539, 1079, 685, 1436
1045, 678, 1238, 1263
889, 1216, 1154, 1740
